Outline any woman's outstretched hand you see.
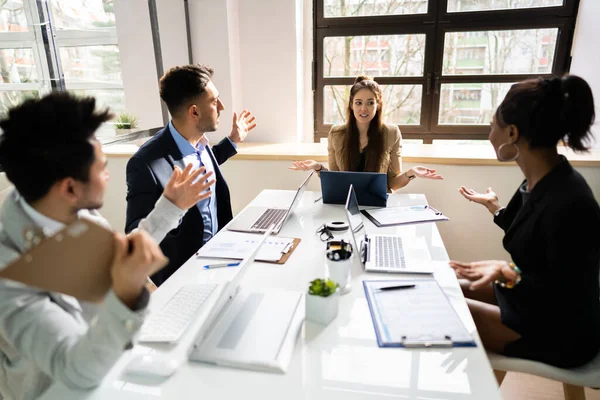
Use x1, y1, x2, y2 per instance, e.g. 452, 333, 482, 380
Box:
289, 160, 321, 171
458, 186, 503, 214
410, 166, 443, 180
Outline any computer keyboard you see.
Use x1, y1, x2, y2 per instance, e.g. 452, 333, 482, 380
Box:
375, 236, 405, 269
138, 284, 218, 343
251, 208, 287, 230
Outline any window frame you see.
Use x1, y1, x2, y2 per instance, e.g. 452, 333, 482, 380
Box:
314, 0, 581, 142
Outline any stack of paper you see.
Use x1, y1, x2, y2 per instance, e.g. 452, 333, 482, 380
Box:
362, 204, 448, 227
197, 231, 294, 262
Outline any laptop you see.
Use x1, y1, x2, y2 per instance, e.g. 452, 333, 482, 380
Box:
344, 185, 434, 274
184, 228, 272, 349
188, 227, 304, 373
320, 170, 387, 207
227, 171, 314, 234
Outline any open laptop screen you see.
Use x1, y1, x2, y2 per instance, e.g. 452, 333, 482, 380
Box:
344, 185, 367, 264
280, 170, 314, 227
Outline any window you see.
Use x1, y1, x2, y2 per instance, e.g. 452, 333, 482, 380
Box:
314, 0, 580, 142
0, 0, 124, 121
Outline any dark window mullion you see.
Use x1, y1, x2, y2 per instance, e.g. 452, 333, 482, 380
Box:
439, 74, 554, 84
322, 77, 424, 85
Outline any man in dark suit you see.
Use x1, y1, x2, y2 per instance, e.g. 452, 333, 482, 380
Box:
125, 64, 256, 286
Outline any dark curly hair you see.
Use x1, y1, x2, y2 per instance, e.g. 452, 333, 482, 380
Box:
0, 91, 113, 203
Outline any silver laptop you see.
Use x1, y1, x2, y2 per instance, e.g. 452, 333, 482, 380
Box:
188, 228, 272, 358
227, 171, 314, 234
344, 185, 434, 274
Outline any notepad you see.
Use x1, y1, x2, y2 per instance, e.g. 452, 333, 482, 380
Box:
363, 279, 476, 348
361, 204, 448, 227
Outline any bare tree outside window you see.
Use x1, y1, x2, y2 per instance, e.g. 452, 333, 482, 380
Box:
324, 33, 425, 124
325, 0, 428, 17
440, 28, 557, 125
447, 0, 563, 13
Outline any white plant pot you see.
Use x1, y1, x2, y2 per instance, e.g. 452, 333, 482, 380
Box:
115, 128, 136, 135
305, 290, 339, 325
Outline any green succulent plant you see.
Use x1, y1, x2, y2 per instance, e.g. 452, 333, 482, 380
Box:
308, 278, 339, 297
114, 113, 140, 130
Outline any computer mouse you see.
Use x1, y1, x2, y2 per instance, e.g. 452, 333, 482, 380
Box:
124, 354, 179, 379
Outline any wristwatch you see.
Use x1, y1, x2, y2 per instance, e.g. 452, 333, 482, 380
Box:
405, 172, 416, 181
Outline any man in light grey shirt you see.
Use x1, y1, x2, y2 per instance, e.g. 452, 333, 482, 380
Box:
0, 92, 215, 400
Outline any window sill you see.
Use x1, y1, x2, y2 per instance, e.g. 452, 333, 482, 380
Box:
230, 142, 600, 167
102, 140, 600, 167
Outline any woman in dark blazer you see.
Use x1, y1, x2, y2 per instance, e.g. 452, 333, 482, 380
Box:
289, 76, 443, 191
451, 75, 600, 368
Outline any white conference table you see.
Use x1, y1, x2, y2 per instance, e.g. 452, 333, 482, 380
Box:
41, 190, 502, 400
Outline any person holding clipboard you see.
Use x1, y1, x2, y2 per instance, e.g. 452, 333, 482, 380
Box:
289, 75, 443, 191
450, 75, 600, 369
0, 93, 217, 400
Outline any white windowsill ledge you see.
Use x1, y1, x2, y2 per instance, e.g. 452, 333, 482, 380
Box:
103, 141, 600, 167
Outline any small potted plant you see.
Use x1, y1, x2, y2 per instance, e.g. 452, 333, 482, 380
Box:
114, 113, 140, 135
306, 278, 339, 325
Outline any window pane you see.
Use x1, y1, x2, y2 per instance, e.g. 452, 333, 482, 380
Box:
69, 89, 125, 114
60, 46, 122, 84
50, 0, 115, 30
324, 34, 426, 77
325, 0, 428, 17
0, 0, 28, 32
443, 29, 557, 75
448, 0, 562, 13
0, 49, 39, 83
0, 90, 38, 118
324, 84, 422, 125
438, 82, 514, 125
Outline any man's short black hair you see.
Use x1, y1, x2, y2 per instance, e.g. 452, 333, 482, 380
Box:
0, 92, 113, 203
159, 64, 214, 117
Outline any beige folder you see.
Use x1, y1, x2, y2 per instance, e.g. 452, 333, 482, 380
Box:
0, 218, 116, 303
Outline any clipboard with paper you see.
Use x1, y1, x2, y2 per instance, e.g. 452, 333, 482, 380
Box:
361, 204, 448, 227
195, 231, 301, 264
363, 279, 476, 348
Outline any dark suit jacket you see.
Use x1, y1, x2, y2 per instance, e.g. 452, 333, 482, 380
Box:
493, 156, 600, 368
125, 125, 237, 286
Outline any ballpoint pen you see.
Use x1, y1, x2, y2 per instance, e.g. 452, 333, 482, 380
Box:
203, 262, 240, 269
378, 284, 416, 291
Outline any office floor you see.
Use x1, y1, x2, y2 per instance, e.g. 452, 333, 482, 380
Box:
500, 372, 600, 399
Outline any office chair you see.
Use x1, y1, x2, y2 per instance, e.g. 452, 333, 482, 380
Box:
488, 351, 600, 400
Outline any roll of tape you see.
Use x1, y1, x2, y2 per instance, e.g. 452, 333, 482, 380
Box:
326, 221, 349, 232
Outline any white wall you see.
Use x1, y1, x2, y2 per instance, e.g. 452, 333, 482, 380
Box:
114, 0, 306, 142
113, 0, 163, 129
569, 0, 600, 147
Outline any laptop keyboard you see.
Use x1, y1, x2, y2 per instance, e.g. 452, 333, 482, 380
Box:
251, 208, 287, 231
375, 236, 406, 269
138, 284, 218, 343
